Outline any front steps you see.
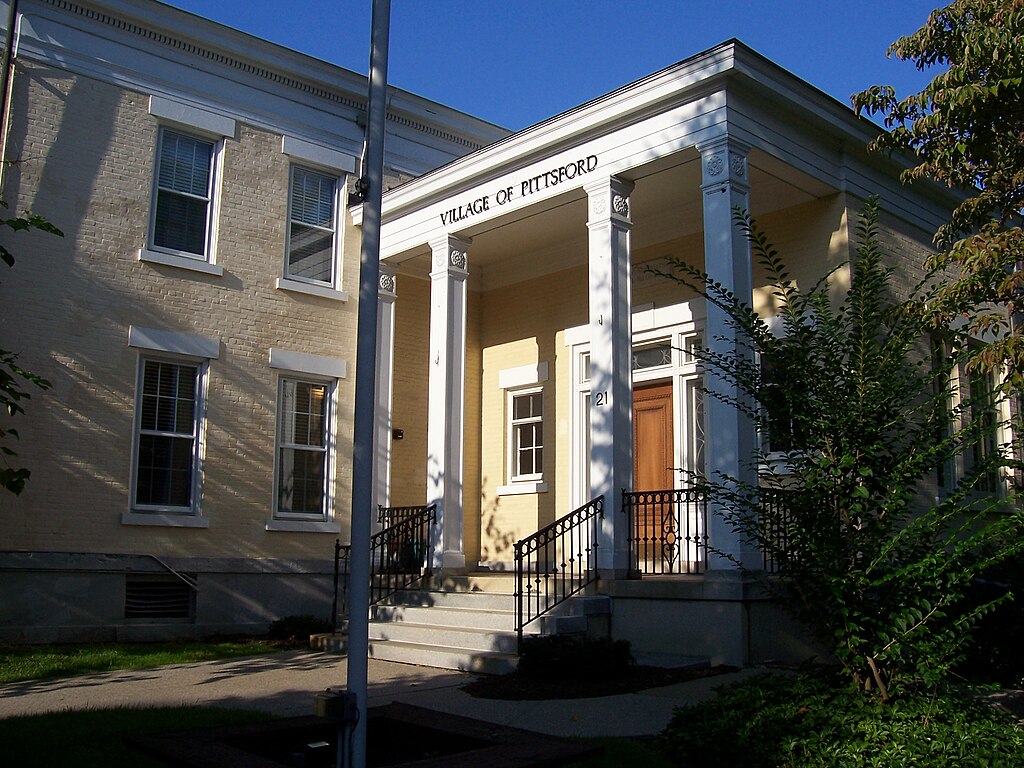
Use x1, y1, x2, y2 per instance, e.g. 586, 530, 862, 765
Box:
369, 575, 521, 675
313, 573, 609, 674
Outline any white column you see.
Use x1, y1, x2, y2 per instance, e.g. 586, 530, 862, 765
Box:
585, 176, 634, 576
698, 136, 760, 569
426, 234, 469, 570
372, 266, 397, 523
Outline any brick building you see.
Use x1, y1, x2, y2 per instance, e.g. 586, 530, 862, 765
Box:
0, 0, 990, 669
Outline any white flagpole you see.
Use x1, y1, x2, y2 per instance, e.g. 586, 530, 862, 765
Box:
345, 0, 390, 766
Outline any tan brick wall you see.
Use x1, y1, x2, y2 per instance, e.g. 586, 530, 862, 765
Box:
0, 64, 357, 560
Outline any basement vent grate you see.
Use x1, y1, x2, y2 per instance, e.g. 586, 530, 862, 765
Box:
124, 576, 194, 619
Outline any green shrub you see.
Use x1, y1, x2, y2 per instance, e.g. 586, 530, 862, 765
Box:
956, 555, 1024, 688
660, 672, 1024, 768
266, 614, 331, 642
517, 635, 633, 680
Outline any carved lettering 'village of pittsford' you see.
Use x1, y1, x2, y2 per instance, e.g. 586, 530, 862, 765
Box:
439, 154, 599, 226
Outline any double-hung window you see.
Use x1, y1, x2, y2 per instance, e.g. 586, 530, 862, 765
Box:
151, 128, 215, 259
497, 363, 548, 496
286, 167, 338, 286
510, 389, 544, 482
276, 377, 332, 517
133, 358, 203, 512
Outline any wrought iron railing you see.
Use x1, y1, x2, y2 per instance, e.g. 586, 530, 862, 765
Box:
759, 487, 793, 573
623, 487, 708, 576
514, 495, 603, 654
331, 539, 351, 633
370, 503, 436, 605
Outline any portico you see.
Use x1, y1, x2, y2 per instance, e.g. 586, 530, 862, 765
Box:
358, 41, 847, 587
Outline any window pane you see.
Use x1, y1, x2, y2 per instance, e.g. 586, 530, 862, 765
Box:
288, 223, 333, 282
291, 169, 335, 227
154, 191, 209, 255
158, 131, 212, 196
136, 434, 194, 506
282, 381, 327, 447
633, 342, 672, 370
140, 361, 197, 435
513, 392, 541, 420
278, 447, 326, 514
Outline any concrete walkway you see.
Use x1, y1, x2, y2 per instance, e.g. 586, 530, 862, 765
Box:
0, 650, 766, 739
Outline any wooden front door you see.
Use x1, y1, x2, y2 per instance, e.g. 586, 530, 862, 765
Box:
633, 381, 674, 491
632, 381, 676, 570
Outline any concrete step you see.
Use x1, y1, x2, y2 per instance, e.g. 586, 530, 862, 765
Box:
367, 637, 519, 675
369, 621, 518, 654
372, 603, 513, 631
388, 589, 514, 612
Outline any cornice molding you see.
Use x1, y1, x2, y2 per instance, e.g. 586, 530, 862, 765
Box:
38, 0, 491, 152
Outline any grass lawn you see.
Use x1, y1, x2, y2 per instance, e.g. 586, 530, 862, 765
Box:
0, 706, 273, 768
0, 639, 289, 685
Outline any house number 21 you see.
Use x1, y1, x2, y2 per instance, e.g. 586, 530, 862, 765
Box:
594, 391, 609, 407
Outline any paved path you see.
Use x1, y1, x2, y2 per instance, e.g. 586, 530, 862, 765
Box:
0, 651, 766, 738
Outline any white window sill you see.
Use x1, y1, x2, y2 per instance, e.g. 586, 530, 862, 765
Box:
497, 481, 549, 496
138, 249, 224, 276
275, 277, 349, 302
265, 519, 341, 533
121, 511, 210, 528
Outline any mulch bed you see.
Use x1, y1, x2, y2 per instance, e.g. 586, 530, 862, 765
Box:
462, 664, 738, 700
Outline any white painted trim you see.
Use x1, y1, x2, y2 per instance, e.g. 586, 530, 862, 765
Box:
275, 277, 349, 302
128, 325, 220, 359
563, 301, 704, 348
121, 511, 210, 528
149, 95, 235, 137
269, 348, 348, 379
496, 482, 549, 496
282, 136, 356, 174
265, 519, 341, 533
498, 361, 548, 389
138, 248, 225, 276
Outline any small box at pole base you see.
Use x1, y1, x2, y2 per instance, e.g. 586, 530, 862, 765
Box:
314, 688, 359, 723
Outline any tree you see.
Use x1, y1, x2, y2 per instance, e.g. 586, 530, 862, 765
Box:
658, 201, 1024, 700
0, 202, 62, 494
852, 0, 1024, 387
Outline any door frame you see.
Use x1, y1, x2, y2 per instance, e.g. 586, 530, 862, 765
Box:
564, 302, 705, 510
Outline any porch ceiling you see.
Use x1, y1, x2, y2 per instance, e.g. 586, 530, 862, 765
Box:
393, 148, 835, 293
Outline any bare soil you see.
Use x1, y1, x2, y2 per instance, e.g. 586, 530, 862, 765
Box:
462, 664, 738, 700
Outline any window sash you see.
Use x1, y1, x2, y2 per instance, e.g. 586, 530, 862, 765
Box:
286, 167, 337, 285
134, 359, 201, 511
277, 378, 331, 517
152, 129, 214, 258
510, 390, 543, 481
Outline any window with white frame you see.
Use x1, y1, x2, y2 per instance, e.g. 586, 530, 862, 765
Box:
276, 377, 332, 517
964, 364, 1001, 494
150, 128, 216, 259
509, 388, 544, 482
286, 166, 339, 286
133, 358, 204, 512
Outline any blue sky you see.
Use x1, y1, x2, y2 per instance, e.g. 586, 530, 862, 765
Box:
161, 0, 942, 130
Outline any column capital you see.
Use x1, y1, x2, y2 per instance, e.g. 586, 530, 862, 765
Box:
696, 136, 752, 191
584, 175, 635, 227
378, 266, 397, 301
429, 234, 471, 278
